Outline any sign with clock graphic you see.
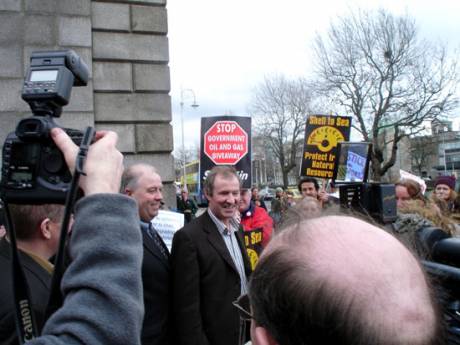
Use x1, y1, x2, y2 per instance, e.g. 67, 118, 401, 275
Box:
300, 115, 352, 178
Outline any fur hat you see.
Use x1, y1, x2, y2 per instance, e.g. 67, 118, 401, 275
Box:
435, 175, 456, 190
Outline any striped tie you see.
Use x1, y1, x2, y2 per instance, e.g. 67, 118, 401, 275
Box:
148, 223, 168, 259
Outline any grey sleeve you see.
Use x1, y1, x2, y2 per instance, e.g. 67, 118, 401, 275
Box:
29, 194, 144, 345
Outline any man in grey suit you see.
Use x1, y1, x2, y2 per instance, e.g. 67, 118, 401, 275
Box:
171, 165, 251, 345
121, 164, 171, 345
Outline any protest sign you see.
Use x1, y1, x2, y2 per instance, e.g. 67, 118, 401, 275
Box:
243, 228, 263, 270
151, 210, 184, 251
200, 116, 252, 188
300, 115, 351, 178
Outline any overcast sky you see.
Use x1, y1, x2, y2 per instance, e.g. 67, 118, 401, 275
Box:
167, 0, 460, 151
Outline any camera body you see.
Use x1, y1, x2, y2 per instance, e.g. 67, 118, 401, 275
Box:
0, 50, 88, 204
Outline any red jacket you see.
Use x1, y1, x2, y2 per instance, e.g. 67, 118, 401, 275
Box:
240, 203, 273, 248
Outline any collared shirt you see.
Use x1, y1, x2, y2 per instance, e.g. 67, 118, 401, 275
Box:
207, 209, 248, 294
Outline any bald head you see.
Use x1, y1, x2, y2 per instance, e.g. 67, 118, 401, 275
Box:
250, 216, 442, 345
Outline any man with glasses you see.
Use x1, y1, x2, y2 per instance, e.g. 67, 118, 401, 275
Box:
235, 215, 443, 345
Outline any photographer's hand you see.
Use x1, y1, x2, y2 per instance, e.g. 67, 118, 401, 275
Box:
51, 128, 123, 195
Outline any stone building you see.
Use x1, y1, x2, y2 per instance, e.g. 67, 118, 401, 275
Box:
373, 119, 460, 183
410, 119, 460, 179
0, 0, 176, 206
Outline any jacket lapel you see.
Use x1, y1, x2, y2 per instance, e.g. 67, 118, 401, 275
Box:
141, 229, 169, 268
202, 213, 238, 273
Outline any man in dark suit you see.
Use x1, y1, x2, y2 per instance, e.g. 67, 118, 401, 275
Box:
0, 204, 64, 344
121, 164, 171, 345
171, 165, 251, 345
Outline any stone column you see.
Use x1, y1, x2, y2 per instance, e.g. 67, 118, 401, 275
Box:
0, 0, 175, 207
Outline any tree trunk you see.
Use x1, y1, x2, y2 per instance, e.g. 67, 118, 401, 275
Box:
282, 171, 289, 188
371, 155, 382, 181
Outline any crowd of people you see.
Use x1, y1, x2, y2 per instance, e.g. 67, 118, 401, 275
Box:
1, 129, 460, 345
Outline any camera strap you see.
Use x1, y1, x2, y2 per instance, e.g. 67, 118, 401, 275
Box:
45, 126, 95, 319
1, 199, 39, 343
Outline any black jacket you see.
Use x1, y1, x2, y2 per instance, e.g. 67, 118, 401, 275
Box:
0, 238, 52, 345
141, 227, 172, 345
171, 212, 251, 345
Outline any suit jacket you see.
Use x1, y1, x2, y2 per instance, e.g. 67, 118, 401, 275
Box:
141, 226, 172, 345
0, 238, 52, 345
171, 211, 252, 345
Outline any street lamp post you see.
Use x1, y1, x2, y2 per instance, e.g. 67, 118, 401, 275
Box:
441, 132, 447, 174
180, 88, 199, 191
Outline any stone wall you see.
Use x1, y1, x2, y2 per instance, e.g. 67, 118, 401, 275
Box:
0, 0, 175, 207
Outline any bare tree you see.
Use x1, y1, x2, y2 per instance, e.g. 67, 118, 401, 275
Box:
410, 136, 435, 176
313, 8, 459, 180
174, 145, 199, 180
250, 75, 314, 187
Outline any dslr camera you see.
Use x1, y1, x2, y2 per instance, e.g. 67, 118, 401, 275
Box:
1, 50, 89, 204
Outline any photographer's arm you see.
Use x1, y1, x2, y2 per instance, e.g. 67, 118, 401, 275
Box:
29, 128, 144, 345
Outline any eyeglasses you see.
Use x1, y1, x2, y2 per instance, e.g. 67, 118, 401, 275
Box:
232, 294, 253, 321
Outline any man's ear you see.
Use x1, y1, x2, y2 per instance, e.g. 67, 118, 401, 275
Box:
39, 218, 52, 239
253, 326, 278, 345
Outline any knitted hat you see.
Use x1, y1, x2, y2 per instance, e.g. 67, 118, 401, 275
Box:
435, 175, 456, 190
275, 187, 284, 193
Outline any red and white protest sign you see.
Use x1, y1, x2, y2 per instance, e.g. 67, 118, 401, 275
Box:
203, 121, 248, 165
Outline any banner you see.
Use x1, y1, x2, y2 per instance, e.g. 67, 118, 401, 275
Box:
243, 228, 263, 270
200, 116, 252, 189
345, 151, 367, 181
300, 115, 351, 178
